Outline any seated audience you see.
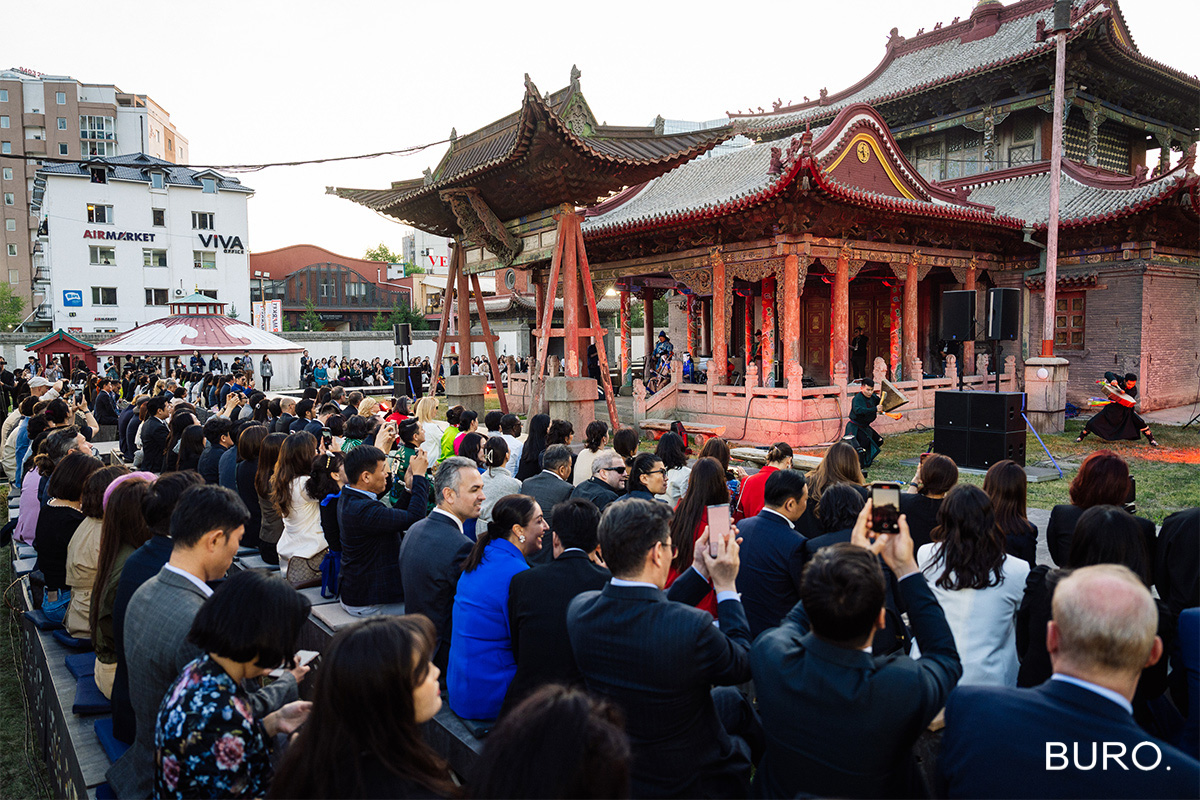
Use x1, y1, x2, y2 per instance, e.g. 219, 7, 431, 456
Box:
310, 451, 345, 557
196, 415, 233, 485
255, 433, 288, 565
519, 444, 574, 561
697, 437, 744, 509
273, 431, 327, 585
35, 450, 103, 618
624, 452, 667, 502
504, 499, 608, 712
233, 425, 267, 551
612, 426, 640, 469
569, 448, 626, 514
573, 420, 609, 486
90, 474, 154, 697
473, 685, 631, 800
154, 570, 312, 799
1047, 450, 1157, 575
899, 452, 958, 549
398, 456, 482, 671
448, 495, 546, 720
140, 397, 170, 473
337, 441, 429, 616
63, 464, 129, 639
795, 441, 866, 538
568, 499, 759, 798
107, 485, 301, 799
387, 418, 426, 508
15, 425, 91, 546
514, 413, 549, 481
457, 430, 486, 470
497, 413, 523, 477
546, 419, 574, 449
1155, 506, 1199, 616
655, 432, 691, 507
914, 484, 1030, 686
439, 405, 464, 461
738, 442, 792, 519
984, 458, 1038, 566
267, 615, 456, 799
665, 457, 729, 616
480, 437, 521, 525
173, 424, 205, 473
801, 482, 867, 555
736, 469, 809, 638
939, 564, 1199, 798
751, 503, 961, 798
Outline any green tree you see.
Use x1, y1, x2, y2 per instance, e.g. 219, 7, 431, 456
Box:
227, 302, 239, 320
364, 243, 403, 263
402, 261, 426, 275
299, 298, 321, 331
0, 284, 24, 331
372, 302, 431, 332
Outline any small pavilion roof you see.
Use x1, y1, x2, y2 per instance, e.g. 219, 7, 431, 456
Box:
329, 69, 733, 236
95, 315, 302, 357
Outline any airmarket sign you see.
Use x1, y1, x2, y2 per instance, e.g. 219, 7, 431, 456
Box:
198, 233, 246, 254
82, 229, 157, 241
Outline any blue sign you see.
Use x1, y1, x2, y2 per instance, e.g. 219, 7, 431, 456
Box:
62, 290, 83, 307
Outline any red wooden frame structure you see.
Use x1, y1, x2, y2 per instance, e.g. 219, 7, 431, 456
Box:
431, 244, 508, 414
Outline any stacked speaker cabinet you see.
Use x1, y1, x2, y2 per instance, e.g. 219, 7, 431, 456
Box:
934, 391, 1026, 468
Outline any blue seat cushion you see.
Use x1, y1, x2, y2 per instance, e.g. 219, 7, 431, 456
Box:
94, 782, 116, 800
22, 608, 63, 631
72, 675, 111, 716
94, 718, 130, 764
51, 629, 93, 650
65, 652, 95, 679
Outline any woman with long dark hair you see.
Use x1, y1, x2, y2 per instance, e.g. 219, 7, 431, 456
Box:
63, 464, 129, 641
174, 424, 205, 473
90, 474, 153, 697
448, 495, 546, 720
914, 484, 1029, 686
34, 450, 104, 604
234, 425, 267, 550
612, 426, 640, 467
457, 431, 486, 470
573, 420, 609, 486
697, 437, 744, 510
983, 459, 1037, 566
666, 457, 728, 616
655, 432, 690, 506
268, 615, 456, 799
898, 452, 958, 550
798, 441, 867, 537
308, 451, 345, 555
255, 433, 287, 566
515, 413, 550, 481
272, 432, 325, 585
738, 442, 792, 519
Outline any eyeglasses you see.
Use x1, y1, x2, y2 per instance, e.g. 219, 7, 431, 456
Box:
603, 465, 627, 474
644, 468, 667, 476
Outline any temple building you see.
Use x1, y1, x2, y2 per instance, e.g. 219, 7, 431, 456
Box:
333, 0, 1198, 442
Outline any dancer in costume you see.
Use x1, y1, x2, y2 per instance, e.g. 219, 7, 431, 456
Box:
1076, 371, 1158, 447
844, 379, 885, 469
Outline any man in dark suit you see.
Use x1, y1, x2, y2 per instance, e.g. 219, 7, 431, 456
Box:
568, 498, 760, 799
519, 444, 575, 564
290, 398, 315, 434
569, 448, 625, 514
504, 498, 609, 712
939, 563, 1199, 798
751, 502, 960, 798
305, 403, 339, 439
140, 396, 171, 473
94, 377, 119, 425
117, 398, 143, 463
1153, 506, 1197, 617
338, 442, 429, 616
275, 396, 297, 435
196, 415, 233, 484
398, 456, 483, 672
107, 485, 302, 799
341, 390, 363, 421
736, 468, 809, 639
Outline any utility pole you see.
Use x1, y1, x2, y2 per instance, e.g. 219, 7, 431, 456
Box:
1043, 0, 1072, 357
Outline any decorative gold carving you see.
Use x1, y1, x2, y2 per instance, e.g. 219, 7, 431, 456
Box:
673, 268, 714, 294
847, 259, 867, 279
440, 187, 523, 267
856, 141, 871, 163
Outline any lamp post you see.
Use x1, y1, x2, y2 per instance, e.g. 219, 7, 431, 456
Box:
1043, 0, 1071, 357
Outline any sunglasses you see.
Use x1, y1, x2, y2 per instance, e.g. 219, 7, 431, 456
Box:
603, 465, 627, 474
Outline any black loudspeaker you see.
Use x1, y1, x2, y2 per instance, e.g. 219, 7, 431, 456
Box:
934, 390, 972, 429
969, 391, 1025, 432
394, 323, 412, 347
933, 428, 971, 466
942, 290, 976, 342
970, 431, 1027, 468
986, 288, 1021, 341
392, 367, 423, 399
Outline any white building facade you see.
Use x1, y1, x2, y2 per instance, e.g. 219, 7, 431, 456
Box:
34, 154, 252, 333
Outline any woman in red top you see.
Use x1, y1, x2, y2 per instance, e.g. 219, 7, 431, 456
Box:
665, 457, 729, 617
738, 442, 793, 519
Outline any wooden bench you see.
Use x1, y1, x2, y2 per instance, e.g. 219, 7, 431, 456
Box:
639, 418, 726, 449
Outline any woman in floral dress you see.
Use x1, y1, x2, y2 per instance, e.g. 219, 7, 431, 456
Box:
154, 570, 312, 799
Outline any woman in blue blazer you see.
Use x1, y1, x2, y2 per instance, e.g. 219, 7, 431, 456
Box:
448, 494, 547, 720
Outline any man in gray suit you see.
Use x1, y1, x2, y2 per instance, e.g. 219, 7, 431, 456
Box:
107, 485, 305, 798
518, 444, 574, 564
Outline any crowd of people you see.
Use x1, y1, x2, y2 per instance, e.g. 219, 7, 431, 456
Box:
4, 352, 1198, 798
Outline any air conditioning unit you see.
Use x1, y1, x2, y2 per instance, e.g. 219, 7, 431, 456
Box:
173, 288, 185, 296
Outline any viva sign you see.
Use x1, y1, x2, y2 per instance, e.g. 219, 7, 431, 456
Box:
197, 233, 245, 254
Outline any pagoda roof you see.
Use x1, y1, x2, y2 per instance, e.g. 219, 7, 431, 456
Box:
95, 315, 302, 357
25, 329, 94, 352
728, 0, 1198, 136
329, 69, 733, 237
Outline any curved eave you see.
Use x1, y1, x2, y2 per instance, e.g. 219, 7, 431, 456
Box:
1031, 174, 1198, 231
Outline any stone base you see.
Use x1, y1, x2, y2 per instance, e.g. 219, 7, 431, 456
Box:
445, 375, 487, 418
1023, 357, 1070, 434
545, 377, 597, 427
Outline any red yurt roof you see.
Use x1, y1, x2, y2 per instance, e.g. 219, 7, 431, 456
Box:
94, 306, 302, 357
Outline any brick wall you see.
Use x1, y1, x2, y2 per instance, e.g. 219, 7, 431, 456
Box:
1140, 265, 1200, 410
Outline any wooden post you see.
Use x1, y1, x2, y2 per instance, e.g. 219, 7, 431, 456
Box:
711, 252, 728, 385
685, 294, 696, 357
619, 288, 630, 385
431, 244, 463, 386
903, 260, 919, 379
530, 212, 569, 415
562, 221, 582, 378
744, 287, 754, 370
830, 250, 851, 384
641, 285, 655, 381
470, 273, 507, 414
963, 264, 977, 375
573, 223, 619, 430
782, 252, 802, 386
761, 275, 776, 385
455, 258, 471, 371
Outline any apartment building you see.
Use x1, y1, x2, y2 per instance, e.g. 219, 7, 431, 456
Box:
0, 67, 188, 326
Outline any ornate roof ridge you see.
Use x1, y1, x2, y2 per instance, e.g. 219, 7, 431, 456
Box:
942, 150, 1196, 192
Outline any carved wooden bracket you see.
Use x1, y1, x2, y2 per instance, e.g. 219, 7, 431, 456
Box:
440, 187, 523, 267
847, 259, 867, 279
672, 268, 714, 295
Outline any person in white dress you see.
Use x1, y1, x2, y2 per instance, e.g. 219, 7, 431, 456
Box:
912, 484, 1030, 687
479, 438, 522, 525
573, 420, 609, 486
271, 433, 326, 584
415, 396, 447, 467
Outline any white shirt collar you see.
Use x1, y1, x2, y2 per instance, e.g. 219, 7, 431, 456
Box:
760, 507, 794, 526
540, 469, 566, 482
164, 564, 213, 598
1051, 674, 1134, 714
610, 577, 658, 590
432, 507, 465, 534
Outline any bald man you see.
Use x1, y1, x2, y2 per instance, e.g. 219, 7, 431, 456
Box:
938, 564, 1199, 798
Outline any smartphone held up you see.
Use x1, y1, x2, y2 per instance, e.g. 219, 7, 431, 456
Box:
706, 503, 731, 557
870, 482, 902, 536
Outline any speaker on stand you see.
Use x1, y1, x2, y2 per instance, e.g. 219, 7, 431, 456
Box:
941, 290, 976, 391
985, 287, 1020, 393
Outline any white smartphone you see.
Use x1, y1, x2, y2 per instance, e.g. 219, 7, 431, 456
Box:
269, 649, 320, 679
706, 504, 731, 557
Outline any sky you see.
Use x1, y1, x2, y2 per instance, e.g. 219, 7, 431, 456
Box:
7, 0, 1196, 260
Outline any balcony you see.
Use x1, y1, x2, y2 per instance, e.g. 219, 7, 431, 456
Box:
24, 138, 46, 155
33, 267, 50, 284
34, 303, 51, 321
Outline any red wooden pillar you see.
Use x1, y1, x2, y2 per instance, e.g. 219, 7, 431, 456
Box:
619, 289, 630, 382
562, 224, 582, 378
685, 294, 696, 356
889, 281, 902, 379
761, 275, 776, 383
711, 253, 728, 385
782, 253, 802, 386
743, 288, 754, 370
903, 260, 919, 378
641, 285, 654, 380
455, 260, 471, 367
963, 264, 977, 374
830, 251, 851, 382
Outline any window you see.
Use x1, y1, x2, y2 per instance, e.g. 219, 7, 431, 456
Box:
150, 172, 164, 189
1, 167, 10, 180
201, 178, 216, 193
0, 116, 9, 129
319, 281, 335, 298
82, 140, 115, 158
152, 208, 165, 227
191, 211, 214, 230
3, 193, 13, 206
1, 143, 10, 154
8, 269, 18, 285
193, 250, 216, 269
0, 90, 7, 102
1054, 292, 1086, 349
6, 244, 16, 257
91, 287, 117, 305
79, 115, 115, 140
198, 289, 218, 300
57, 117, 67, 130
4, 219, 14, 231
56, 91, 66, 104
143, 248, 167, 267
145, 288, 168, 306
89, 245, 116, 265
87, 203, 113, 223
58, 143, 68, 156
90, 167, 107, 184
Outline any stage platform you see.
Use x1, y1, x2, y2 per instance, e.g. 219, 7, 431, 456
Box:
898, 458, 1061, 482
